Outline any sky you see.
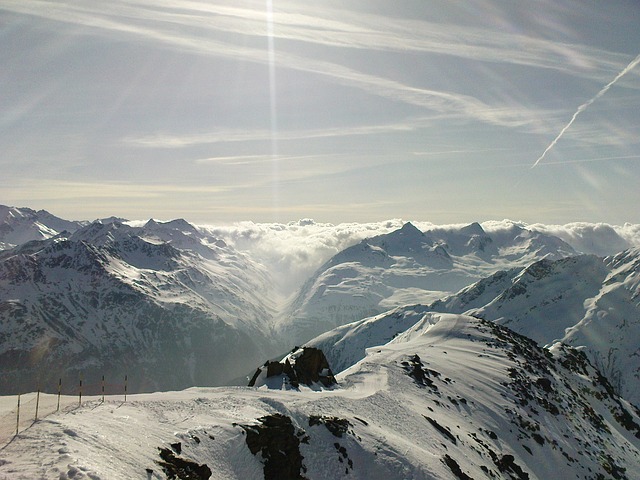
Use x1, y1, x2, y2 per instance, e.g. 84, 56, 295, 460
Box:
1, 0, 640, 224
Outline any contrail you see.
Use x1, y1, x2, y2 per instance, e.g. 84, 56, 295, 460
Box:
532, 53, 640, 168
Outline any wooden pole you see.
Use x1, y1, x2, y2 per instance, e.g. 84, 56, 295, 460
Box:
16, 394, 20, 436
35, 388, 40, 421
101, 375, 105, 403
57, 378, 61, 412
124, 375, 128, 402
79, 378, 82, 406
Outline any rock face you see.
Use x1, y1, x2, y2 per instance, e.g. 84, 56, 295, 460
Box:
157, 444, 212, 480
249, 347, 337, 389
240, 414, 308, 480
0, 205, 84, 250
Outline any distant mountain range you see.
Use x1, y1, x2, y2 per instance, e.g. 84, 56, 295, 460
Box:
0, 205, 85, 250
1, 205, 640, 406
309, 250, 640, 406
2, 205, 640, 478
436, 249, 640, 406
0, 209, 280, 394
276, 221, 578, 345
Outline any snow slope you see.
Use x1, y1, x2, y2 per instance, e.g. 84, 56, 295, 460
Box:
1, 314, 639, 479
3, 206, 640, 406
276, 222, 577, 346
423, 250, 640, 406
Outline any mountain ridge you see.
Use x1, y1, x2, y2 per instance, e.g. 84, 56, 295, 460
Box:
2, 313, 639, 479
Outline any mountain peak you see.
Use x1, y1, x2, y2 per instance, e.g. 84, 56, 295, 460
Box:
398, 222, 423, 235
144, 218, 198, 234
460, 221, 486, 236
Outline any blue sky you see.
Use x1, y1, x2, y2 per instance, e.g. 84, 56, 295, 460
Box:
1, 0, 639, 224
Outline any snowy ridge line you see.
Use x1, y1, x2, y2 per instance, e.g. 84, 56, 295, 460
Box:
2, 313, 639, 479
0, 215, 281, 395
7, 374, 131, 398
0, 394, 128, 448
1, 375, 131, 444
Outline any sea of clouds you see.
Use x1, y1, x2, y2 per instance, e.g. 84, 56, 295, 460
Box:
203, 219, 640, 298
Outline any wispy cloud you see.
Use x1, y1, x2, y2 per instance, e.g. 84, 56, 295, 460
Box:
11, 0, 628, 80
412, 147, 515, 157
1, 179, 239, 201
125, 117, 444, 149
4, 0, 631, 131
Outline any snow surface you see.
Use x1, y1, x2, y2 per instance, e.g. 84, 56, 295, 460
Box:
3, 203, 640, 460
1, 313, 639, 479
0, 206, 83, 249
432, 251, 640, 407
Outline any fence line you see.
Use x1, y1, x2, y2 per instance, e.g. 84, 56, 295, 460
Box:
1, 374, 130, 446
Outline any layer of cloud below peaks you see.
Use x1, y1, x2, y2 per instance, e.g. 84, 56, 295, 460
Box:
204, 219, 640, 297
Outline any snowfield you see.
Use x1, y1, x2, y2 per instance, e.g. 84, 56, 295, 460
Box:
1, 313, 639, 480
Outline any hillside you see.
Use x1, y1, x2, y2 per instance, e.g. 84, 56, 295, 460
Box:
0, 219, 279, 394
0, 206, 84, 250
1, 313, 639, 479
426, 250, 640, 406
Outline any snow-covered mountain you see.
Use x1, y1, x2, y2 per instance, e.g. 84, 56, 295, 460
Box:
419, 250, 640, 406
0, 219, 279, 395
309, 249, 640, 407
2, 313, 639, 479
276, 221, 577, 345
0, 206, 84, 250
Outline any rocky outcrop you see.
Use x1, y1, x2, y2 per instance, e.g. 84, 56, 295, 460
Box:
156, 444, 212, 480
249, 347, 337, 389
240, 414, 308, 480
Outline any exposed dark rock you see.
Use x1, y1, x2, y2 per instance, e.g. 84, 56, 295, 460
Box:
248, 347, 337, 389
156, 447, 211, 480
535, 377, 553, 393
556, 344, 590, 376
402, 354, 439, 391
531, 433, 545, 446
292, 347, 337, 387
493, 454, 529, 480
248, 367, 262, 387
309, 416, 351, 438
353, 416, 369, 426
332, 442, 354, 474
442, 454, 474, 480
424, 415, 457, 445
240, 414, 307, 480
600, 453, 627, 480
249, 359, 295, 387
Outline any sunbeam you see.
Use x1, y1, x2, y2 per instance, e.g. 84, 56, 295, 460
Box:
266, 0, 280, 220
